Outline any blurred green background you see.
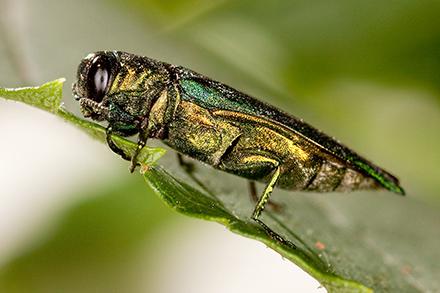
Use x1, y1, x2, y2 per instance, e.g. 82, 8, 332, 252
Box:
0, 0, 439, 292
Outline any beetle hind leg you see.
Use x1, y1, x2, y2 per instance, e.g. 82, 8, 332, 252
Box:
251, 166, 297, 249
249, 181, 259, 202
249, 181, 284, 213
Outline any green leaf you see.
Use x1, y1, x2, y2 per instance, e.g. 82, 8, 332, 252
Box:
144, 166, 372, 292
2, 80, 439, 292
144, 165, 440, 293
0, 78, 64, 113
0, 80, 166, 167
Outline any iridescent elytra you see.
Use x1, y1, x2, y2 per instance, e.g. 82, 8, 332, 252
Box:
73, 51, 405, 247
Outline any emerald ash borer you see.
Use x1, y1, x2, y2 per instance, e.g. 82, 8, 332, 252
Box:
73, 51, 405, 247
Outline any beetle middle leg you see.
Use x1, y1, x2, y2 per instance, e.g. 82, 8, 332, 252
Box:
129, 130, 149, 173
176, 153, 217, 195
177, 153, 196, 174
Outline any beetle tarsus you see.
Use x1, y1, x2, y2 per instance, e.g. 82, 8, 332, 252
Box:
129, 157, 138, 173
254, 218, 297, 249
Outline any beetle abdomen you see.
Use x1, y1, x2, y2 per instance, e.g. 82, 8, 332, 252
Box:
303, 160, 380, 192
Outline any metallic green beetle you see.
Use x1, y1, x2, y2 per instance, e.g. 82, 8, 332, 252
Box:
73, 51, 404, 245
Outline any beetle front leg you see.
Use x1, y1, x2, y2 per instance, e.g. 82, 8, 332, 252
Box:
106, 126, 131, 161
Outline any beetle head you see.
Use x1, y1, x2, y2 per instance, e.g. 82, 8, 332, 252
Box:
72, 51, 120, 121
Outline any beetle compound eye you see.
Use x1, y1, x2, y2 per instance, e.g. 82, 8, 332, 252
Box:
94, 67, 109, 96
87, 55, 113, 103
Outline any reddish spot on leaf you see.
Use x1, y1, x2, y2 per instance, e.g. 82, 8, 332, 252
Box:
401, 265, 412, 275
315, 241, 326, 250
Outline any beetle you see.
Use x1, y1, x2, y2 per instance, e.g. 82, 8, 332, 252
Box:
73, 51, 404, 246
